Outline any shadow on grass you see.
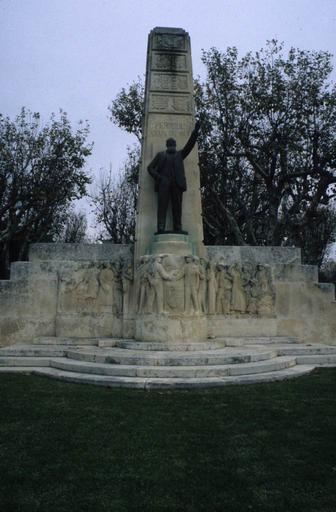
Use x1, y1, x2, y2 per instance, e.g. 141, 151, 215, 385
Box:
0, 368, 335, 512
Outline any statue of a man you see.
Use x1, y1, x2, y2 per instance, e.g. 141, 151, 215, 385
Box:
147, 120, 200, 233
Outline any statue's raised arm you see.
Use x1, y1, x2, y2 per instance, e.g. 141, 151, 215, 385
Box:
180, 120, 201, 160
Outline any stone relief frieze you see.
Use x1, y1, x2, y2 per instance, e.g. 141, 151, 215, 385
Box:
152, 53, 187, 71
57, 258, 134, 317
134, 255, 276, 317
57, 256, 275, 318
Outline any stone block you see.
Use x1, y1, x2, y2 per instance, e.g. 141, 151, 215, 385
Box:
29, 243, 132, 262
149, 233, 193, 256
135, 314, 207, 342
56, 313, 122, 338
273, 264, 318, 283
207, 246, 301, 265
208, 317, 278, 338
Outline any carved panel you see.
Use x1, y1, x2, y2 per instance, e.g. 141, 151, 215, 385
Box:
152, 53, 187, 71
57, 260, 131, 317
153, 34, 186, 51
149, 94, 192, 114
150, 72, 189, 92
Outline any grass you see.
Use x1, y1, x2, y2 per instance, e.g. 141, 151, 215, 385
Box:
0, 369, 335, 512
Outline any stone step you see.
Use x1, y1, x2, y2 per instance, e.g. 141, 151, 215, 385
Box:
277, 344, 336, 356
216, 336, 300, 346
98, 338, 133, 348
0, 357, 53, 367
49, 356, 296, 378
0, 345, 67, 357
64, 347, 278, 366
15, 364, 314, 389
33, 337, 299, 350
296, 354, 336, 365
35, 337, 111, 347
112, 340, 224, 351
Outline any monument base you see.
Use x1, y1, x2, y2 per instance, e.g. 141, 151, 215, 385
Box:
0, 244, 335, 347
135, 314, 207, 343
149, 233, 193, 256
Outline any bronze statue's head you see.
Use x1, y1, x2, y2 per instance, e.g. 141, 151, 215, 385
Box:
166, 138, 177, 153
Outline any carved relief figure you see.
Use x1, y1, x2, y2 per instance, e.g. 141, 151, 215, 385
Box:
137, 256, 151, 314
207, 262, 217, 315
147, 121, 200, 233
173, 255, 201, 314
256, 264, 275, 315
97, 264, 115, 312
198, 258, 207, 313
242, 263, 258, 315
121, 259, 134, 316
216, 264, 232, 315
76, 268, 100, 301
230, 264, 247, 313
59, 264, 110, 314
147, 256, 173, 314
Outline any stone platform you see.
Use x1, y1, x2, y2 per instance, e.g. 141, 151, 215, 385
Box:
0, 243, 335, 348
1, 336, 335, 389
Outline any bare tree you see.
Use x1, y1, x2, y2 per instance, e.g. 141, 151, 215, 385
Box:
92, 147, 139, 243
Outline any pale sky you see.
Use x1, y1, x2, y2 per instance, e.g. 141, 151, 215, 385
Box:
1, 0, 335, 229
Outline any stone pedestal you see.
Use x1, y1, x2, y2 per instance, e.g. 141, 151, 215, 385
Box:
149, 233, 193, 256
135, 314, 207, 342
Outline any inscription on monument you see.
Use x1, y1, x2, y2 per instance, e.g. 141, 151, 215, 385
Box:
149, 94, 192, 114
153, 34, 186, 51
148, 119, 192, 137
150, 73, 189, 92
152, 53, 187, 71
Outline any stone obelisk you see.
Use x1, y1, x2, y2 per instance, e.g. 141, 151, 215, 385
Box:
135, 27, 205, 262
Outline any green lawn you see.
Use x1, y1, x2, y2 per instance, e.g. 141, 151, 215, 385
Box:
0, 370, 335, 512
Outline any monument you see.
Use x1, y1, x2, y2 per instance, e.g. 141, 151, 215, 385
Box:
0, 28, 335, 389
135, 27, 205, 261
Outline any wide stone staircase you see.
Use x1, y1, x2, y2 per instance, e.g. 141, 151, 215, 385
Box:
1, 336, 336, 389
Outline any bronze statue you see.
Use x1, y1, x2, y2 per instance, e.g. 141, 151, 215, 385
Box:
147, 121, 200, 233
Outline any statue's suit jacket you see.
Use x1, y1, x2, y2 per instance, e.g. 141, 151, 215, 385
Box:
147, 126, 199, 192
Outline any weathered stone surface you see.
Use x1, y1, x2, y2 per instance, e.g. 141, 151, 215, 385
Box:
29, 243, 132, 262
149, 233, 193, 256
136, 314, 208, 343
207, 246, 301, 265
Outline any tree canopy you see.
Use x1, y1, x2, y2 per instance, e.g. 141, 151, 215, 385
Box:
0, 108, 92, 276
107, 41, 336, 265
197, 41, 336, 264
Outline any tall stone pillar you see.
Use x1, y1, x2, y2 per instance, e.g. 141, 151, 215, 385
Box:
135, 27, 205, 262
